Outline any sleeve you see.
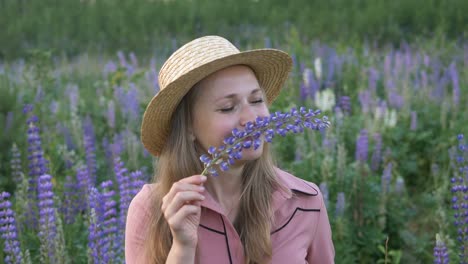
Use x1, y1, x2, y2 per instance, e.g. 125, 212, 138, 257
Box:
125, 184, 153, 264
307, 190, 335, 263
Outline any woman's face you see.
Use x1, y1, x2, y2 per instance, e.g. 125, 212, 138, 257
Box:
191, 65, 269, 163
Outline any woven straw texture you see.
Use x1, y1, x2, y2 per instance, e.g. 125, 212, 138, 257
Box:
141, 36, 293, 157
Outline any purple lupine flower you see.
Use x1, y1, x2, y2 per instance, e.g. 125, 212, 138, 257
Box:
449, 62, 460, 106
434, 234, 449, 264
75, 165, 92, 212
381, 163, 393, 193
5, 111, 13, 133
0, 192, 23, 264
420, 70, 428, 90
56, 123, 76, 151
37, 174, 58, 263
368, 67, 379, 94
34, 85, 44, 102
388, 90, 405, 109
325, 52, 336, 87
23, 104, 33, 114
358, 90, 372, 114
384, 52, 392, 79
410, 111, 418, 131
355, 130, 369, 163
129, 170, 145, 198
319, 182, 329, 208
49, 101, 59, 115
126, 83, 140, 120
102, 137, 114, 169
338, 96, 351, 115
61, 175, 79, 225
117, 51, 128, 68
371, 134, 382, 171
26, 114, 49, 229
87, 187, 101, 263
88, 181, 119, 264
450, 134, 467, 259
10, 144, 23, 185
104, 60, 118, 77
113, 157, 132, 258
99, 181, 118, 263
83, 116, 97, 186
199, 107, 330, 176
335, 192, 345, 218
129, 52, 138, 68
66, 83, 79, 113
111, 132, 125, 157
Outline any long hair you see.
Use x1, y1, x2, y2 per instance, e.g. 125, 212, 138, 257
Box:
143, 83, 289, 264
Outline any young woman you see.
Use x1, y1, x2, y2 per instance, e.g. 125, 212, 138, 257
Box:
125, 36, 335, 263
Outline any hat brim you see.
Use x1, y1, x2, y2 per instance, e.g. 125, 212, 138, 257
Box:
141, 49, 293, 157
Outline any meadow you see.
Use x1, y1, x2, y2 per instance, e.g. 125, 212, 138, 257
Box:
0, 1, 467, 262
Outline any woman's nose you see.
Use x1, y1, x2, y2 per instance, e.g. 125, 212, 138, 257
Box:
239, 105, 257, 127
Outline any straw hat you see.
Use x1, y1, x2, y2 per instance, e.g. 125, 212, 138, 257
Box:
141, 35, 293, 157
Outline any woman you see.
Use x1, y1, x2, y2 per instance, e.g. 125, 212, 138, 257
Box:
125, 36, 335, 263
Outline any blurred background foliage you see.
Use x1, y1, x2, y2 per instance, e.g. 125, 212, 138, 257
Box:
1, 0, 467, 59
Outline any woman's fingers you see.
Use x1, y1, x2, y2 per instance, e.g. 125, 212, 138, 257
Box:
162, 175, 207, 210
167, 204, 202, 230
163, 191, 205, 219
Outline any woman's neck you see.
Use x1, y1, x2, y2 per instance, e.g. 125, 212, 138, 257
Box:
205, 165, 243, 220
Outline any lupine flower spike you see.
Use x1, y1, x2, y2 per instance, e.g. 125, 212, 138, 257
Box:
199, 107, 330, 176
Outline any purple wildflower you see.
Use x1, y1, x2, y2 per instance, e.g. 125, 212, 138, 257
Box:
368, 67, 379, 94
23, 104, 33, 114
319, 182, 329, 208
433, 234, 449, 264
355, 130, 369, 163
449, 62, 460, 106
61, 175, 79, 225
113, 157, 132, 258
371, 134, 382, 171
129, 170, 146, 198
26, 114, 49, 229
358, 90, 372, 114
450, 134, 468, 259
10, 144, 23, 185
37, 174, 58, 263
199, 107, 330, 176
335, 192, 346, 218
76, 166, 92, 210
381, 163, 393, 193
410, 111, 418, 131
338, 96, 351, 115
5, 111, 13, 133
66, 84, 79, 113
83, 116, 97, 185
0, 192, 23, 264
88, 181, 118, 264
104, 60, 118, 77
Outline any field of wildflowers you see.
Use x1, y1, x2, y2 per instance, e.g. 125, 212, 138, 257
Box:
0, 34, 467, 263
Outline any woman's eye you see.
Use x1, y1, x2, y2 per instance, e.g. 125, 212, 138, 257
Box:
252, 99, 264, 104
219, 106, 234, 112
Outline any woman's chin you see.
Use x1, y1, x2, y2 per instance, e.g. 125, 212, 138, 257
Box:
240, 146, 263, 161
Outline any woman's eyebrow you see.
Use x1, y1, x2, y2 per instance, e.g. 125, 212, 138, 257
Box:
215, 88, 262, 101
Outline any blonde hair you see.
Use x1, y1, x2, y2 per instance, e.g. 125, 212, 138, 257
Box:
144, 81, 288, 264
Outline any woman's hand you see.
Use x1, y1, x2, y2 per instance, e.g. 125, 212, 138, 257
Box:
161, 175, 207, 249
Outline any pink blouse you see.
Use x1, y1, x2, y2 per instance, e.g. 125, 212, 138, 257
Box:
125, 168, 335, 263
